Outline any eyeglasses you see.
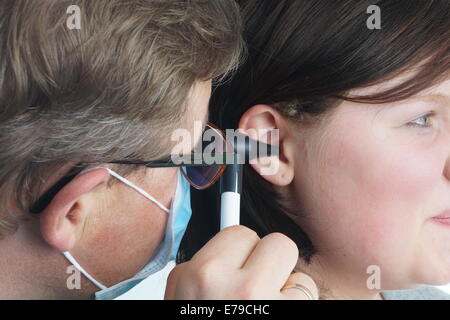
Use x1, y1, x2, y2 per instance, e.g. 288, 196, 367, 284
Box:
29, 122, 233, 213
111, 122, 234, 189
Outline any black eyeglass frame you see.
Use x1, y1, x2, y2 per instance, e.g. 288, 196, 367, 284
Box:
29, 154, 235, 214
29, 123, 233, 214
29, 122, 279, 214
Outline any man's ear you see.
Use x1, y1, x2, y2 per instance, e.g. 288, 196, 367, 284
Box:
40, 168, 110, 252
238, 104, 296, 186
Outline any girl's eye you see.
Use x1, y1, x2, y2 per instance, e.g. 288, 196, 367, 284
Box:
406, 111, 435, 129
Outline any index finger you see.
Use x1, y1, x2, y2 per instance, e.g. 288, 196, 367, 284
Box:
190, 225, 260, 270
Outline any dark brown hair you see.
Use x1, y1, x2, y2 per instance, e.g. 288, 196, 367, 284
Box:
180, 0, 450, 263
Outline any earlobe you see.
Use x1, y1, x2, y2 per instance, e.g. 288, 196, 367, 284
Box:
238, 105, 296, 187
40, 168, 110, 252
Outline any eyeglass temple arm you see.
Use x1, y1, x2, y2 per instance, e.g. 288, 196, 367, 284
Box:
110, 133, 279, 167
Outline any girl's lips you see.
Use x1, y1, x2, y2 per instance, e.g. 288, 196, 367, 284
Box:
432, 210, 450, 226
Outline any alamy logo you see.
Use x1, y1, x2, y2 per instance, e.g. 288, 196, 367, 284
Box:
66, 5, 81, 30
170, 121, 280, 176
366, 265, 381, 290
367, 5, 382, 30
66, 265, 81, 290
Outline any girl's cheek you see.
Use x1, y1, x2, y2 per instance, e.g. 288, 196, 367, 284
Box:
314, 123, 437, 255
336, 116, 438, 212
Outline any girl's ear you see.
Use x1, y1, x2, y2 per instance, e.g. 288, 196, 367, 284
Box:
238, 104, 296, 186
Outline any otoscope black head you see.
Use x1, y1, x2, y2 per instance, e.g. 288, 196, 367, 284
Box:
229, 132, 279, 164
220, 132, 280, 193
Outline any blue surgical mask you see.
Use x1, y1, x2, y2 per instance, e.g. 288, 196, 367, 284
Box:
62, 167, 192, 300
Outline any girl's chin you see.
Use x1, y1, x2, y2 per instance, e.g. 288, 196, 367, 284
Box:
416, 271, 450, 287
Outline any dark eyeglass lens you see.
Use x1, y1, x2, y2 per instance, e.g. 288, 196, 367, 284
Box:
182, 124, 231, 188
183, 165, 222, 188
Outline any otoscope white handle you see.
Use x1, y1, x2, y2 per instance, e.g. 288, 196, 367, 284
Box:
220, 192, 241, 230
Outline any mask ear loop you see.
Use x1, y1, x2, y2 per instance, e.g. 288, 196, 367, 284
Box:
62, 166, 171, 290
79, 167, 170, 214
63, 251, 108, 290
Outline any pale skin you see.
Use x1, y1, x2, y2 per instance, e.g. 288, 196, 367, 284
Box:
0, 79, 319, 300
238, 75, 450, 300
0, 80, 211, 299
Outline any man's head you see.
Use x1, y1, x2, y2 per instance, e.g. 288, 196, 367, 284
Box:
0, 0, 242, 298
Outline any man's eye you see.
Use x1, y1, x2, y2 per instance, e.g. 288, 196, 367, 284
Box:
406, 111, 435, 129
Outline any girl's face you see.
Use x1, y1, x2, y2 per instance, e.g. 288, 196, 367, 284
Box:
290, 78, 450, 290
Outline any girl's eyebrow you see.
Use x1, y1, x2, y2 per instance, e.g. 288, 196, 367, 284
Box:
413, 94, 450, 105
380, 93, 449, 116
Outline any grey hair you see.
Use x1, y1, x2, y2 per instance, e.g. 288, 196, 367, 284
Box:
0, 0, 244, 238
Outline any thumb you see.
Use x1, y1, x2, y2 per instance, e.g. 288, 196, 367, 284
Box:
280, 272, 319, 300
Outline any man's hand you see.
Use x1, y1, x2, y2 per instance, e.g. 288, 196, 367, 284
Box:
165, 225, 319, 300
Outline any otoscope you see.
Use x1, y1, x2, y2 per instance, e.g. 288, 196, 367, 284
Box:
219, 133, 279, 230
